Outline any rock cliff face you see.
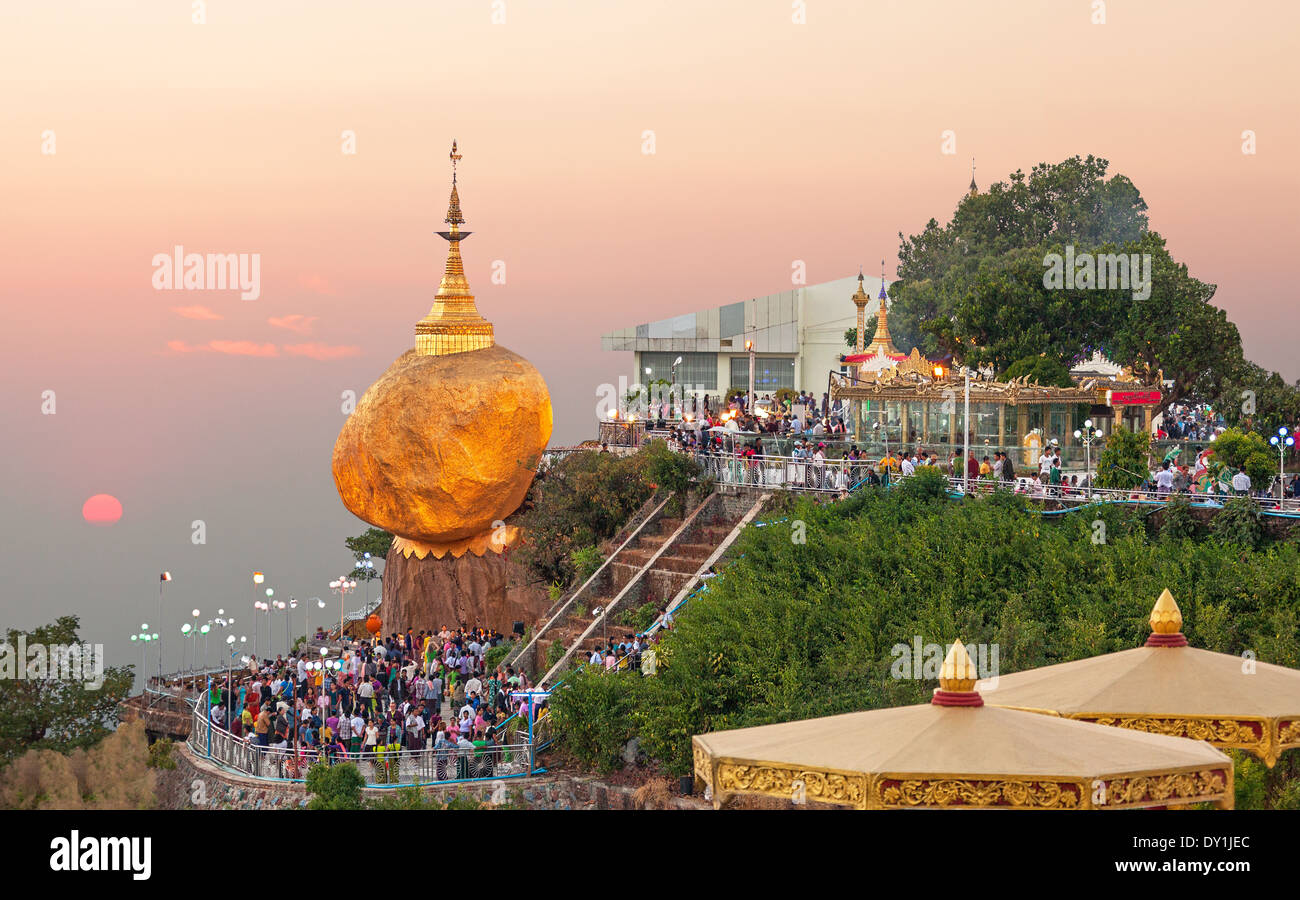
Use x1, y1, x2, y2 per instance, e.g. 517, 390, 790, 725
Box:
379, 546, 550, 636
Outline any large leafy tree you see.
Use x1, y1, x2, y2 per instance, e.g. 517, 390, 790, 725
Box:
0, 617, 134, 766
887, 155, 1297, 420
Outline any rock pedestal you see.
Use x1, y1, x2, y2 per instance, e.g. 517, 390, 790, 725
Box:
378, 547, 549, 637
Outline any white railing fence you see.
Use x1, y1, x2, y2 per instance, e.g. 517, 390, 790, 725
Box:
188, 705, 535, 787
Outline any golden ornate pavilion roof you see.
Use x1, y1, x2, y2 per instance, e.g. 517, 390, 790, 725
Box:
692, 640, 1232, 809
983, 590, 1300, 766
415, 140, 495, 357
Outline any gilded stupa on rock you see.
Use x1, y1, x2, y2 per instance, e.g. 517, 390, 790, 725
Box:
414, 140, 495, 356
332, 142, 553, 560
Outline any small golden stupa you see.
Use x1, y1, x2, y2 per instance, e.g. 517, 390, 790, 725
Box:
332, 142, 553, 559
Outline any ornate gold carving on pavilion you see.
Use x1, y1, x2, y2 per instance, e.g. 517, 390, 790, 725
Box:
1073, 714, 1300, 768
879, 777, 1081, 809
713, 761, 869, 809
1100, 768, 1229, 809
415, 140, 495, 357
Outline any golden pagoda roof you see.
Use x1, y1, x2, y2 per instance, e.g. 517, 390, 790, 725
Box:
692, 640, 1232, 809
415, 140, 495, 357
862, 263, 903, 359
984, 590, 1300, 766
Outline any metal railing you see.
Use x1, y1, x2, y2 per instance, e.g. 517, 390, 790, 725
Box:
693, 452, 862, 493
899, 472, 1300, 512
187, 704, 535, 787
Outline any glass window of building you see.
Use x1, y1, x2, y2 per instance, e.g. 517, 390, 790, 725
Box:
729, 357, 795, 392
642, 352, 717, 390
719, 302, 745, 338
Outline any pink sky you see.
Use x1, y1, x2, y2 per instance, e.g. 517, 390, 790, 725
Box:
1, 0, 1296, 671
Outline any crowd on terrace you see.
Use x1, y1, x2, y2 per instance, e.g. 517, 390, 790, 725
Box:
202, 621, 661, 778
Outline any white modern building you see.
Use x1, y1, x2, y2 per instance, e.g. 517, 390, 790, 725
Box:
600, 274, 889, 402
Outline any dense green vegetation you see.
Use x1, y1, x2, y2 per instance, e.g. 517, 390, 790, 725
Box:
549, 485, 1300, 807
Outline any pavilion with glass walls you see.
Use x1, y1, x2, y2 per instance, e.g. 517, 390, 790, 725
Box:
830, 369, 1162, 466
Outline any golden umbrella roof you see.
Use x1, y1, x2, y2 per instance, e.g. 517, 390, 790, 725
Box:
983, 589, 1300, 766
692, 641, 1232, 809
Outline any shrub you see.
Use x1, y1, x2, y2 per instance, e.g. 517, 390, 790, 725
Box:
548, 665, 638, 774
305, 761, 365, 809
1211, 497, 1262, 549
897, 465, 949, 501
1095, 426, 1151, 489
643, 439, 701, 498
484, 641, 512, 674
569, 546, 604, 584
1160, 493, 1198, 541
146, 738, 176, 771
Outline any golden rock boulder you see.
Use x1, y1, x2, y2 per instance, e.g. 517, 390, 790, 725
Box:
332, 343, 552, 547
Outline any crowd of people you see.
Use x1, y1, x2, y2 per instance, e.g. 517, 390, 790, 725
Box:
205, 625, 547, 779
203, 620, 667, 781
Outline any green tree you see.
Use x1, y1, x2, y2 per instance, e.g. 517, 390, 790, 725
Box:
1208, 427, 1276, 488
305, 761, 365, 809
886, 155, 1299, 420
1159, 494, 1198, 541
345, 527, 392, 581
1094, 426, 1150, 489
0, 617, 133, 766
844, 318, 877, 350
516, 450, 655, 586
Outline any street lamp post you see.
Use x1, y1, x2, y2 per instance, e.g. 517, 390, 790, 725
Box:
329, 578, 358, 641
129, 624, 156, 687
200, 622, 211, 671
263, 588, 274, 655
276, 600, 288, 652
1074, 418, 1105, 499
189, 609, 200, 681
1270, 427, 1295, 501
962, 367, 971, 492
252, 572, 264, 657
746, 339, 755, 417
157, 572, 171, 684
671, 355, 682, 420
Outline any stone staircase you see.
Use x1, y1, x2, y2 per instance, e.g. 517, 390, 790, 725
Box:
536, 492, 756, 682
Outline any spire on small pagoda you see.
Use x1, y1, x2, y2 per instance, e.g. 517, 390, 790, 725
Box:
850, 266, 870, 353
863, 260, 902, 359
968, 157, 978, 196
415, 140, 495, 357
